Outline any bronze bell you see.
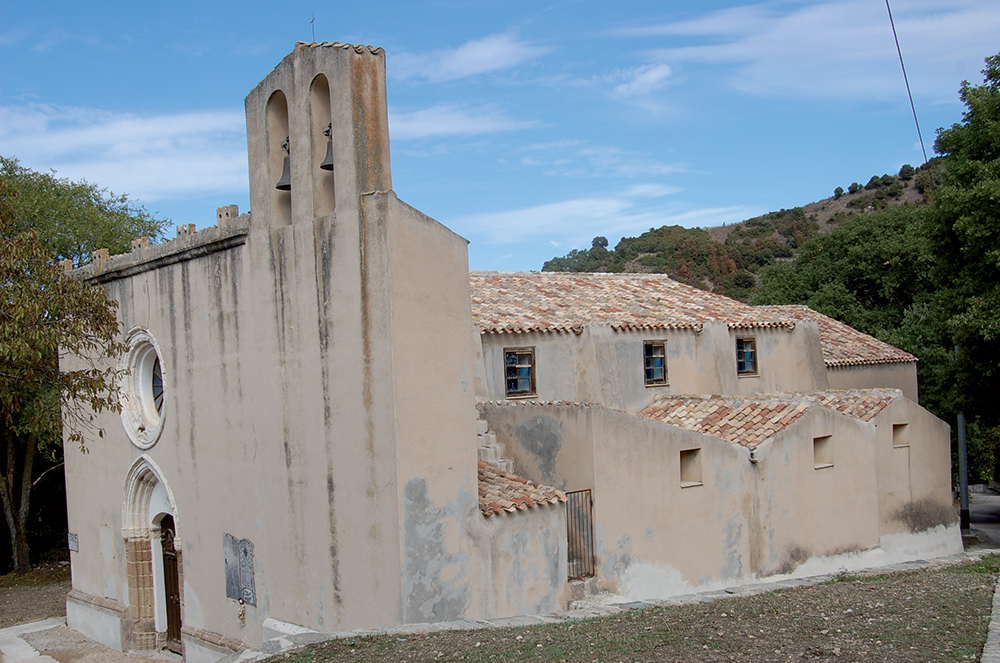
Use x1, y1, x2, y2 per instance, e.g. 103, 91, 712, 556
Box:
320, 124, 334, 171
275, 137, 291, 191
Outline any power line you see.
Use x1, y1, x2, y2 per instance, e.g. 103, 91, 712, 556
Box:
886, 0, 928, 164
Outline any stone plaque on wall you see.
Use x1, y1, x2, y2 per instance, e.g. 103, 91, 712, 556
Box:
223, 533, 256, 606
67, 533, 79, 552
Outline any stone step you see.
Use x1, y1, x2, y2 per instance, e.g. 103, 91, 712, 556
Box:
567, 576, 601, 605
477, 444, 514, 473
477, 432, 496, 446
476, 419, 489, 435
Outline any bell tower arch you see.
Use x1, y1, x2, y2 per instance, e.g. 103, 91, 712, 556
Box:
245, 42, 392, 229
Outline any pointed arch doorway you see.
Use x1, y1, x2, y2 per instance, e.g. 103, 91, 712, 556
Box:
160, 514, 182, 652
123, 455, 183, 653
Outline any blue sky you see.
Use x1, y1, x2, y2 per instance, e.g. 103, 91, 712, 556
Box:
2, 1, 998, 271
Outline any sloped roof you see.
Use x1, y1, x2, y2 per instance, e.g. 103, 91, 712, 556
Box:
478, 461, 567, 517
799, 388, 902, 422
469, 272, 914, 367
759, 305, 916, 367
639, 395, 811, 449
470, 272, 791, 335
638, 389, 902, 449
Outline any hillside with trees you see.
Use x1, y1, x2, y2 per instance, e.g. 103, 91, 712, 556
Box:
542, 160, 939, 302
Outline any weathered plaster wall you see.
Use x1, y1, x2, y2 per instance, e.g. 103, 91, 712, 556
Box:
870, 399, 955, 538
751, 407, 881, 576
383, 193, 483, 623
468, 507, 568, 618
480, 401, 755, 597
480, 398, 954, 600
478, 321, 830, 412
827, 363, 919, 401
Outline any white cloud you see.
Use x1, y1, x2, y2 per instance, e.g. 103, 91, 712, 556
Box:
388, 104, 539, 140
0, 103, 247, 202
619, 0, 1000, 102
452, 187, 752, 248
625, 183, 682, 198
523, 143, 686, 179
612, 64, 673, 98
391, 33, 551, 82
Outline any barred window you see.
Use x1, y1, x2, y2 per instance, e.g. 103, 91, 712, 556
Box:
736, 337, 757, 375
505, 348, 535, 397
644, 341, 668, 386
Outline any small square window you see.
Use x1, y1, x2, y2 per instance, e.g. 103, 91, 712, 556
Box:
644, 341, 668, 386
736, 337, 757, 376
680, 448, 703, 487
504, 348, 535, 397
814, 435, 833, 469
892, 423, 910, 448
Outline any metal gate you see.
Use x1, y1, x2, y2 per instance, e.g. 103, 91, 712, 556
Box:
161, 516, 182, 653
565, 489, 595, 579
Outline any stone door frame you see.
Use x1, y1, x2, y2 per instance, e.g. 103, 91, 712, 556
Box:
122, 454, 183, 651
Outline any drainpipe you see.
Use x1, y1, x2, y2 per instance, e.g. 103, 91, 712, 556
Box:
956, 345, 970, 532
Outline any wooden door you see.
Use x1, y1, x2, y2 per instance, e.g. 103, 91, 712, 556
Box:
160, 515, 182, 653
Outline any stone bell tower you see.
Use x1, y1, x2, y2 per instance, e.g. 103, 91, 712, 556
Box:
241, 43, 484, 628
244, 41, 392, 226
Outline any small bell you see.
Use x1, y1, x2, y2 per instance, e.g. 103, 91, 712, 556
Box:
320, 124, 334, 171
275, 137, 291, 191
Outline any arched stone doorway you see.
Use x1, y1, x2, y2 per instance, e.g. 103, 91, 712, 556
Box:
122, 455, 183, 652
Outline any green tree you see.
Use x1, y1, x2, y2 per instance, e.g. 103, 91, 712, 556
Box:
0, 184, 128, 573
0, 157, 167, 266
899, 164, 916, 180
0, 160, 167, 573
834, 186, 844, 199
848, 182, 861, 194
924, 53, 1000, 420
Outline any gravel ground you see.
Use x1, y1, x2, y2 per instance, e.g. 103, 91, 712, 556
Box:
3, 555, 996, 663
21, 626, 179, 663
0, 565, 71, 629
277, 556, 1000, 663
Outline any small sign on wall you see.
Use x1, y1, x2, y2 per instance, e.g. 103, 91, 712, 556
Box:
67, 533, 79, 552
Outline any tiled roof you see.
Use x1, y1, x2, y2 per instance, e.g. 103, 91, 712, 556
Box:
478, 461, 567, 517
639, 395, 811, 449
801, 388, 902, 422
297, 41, 384, 55
759, 305, 916, 367
638, 389, 902, 448
469, 272, 914, 367
470, 272, 791, 335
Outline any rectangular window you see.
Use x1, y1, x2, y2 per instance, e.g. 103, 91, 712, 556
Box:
680, 448, 703, 487
736, 337, 757, 375
644, 341, 668, 386
892, 423, 910, 448
813, 435, 833, 469
504, 348, 535, 397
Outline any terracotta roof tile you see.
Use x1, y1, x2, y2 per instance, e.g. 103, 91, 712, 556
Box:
638, 389, 902, 448
478, 461, 567, 517
759, 305, 916, 367
469, 272, 914, 367
470, 272, 791, 335
798, 388, 902, 422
